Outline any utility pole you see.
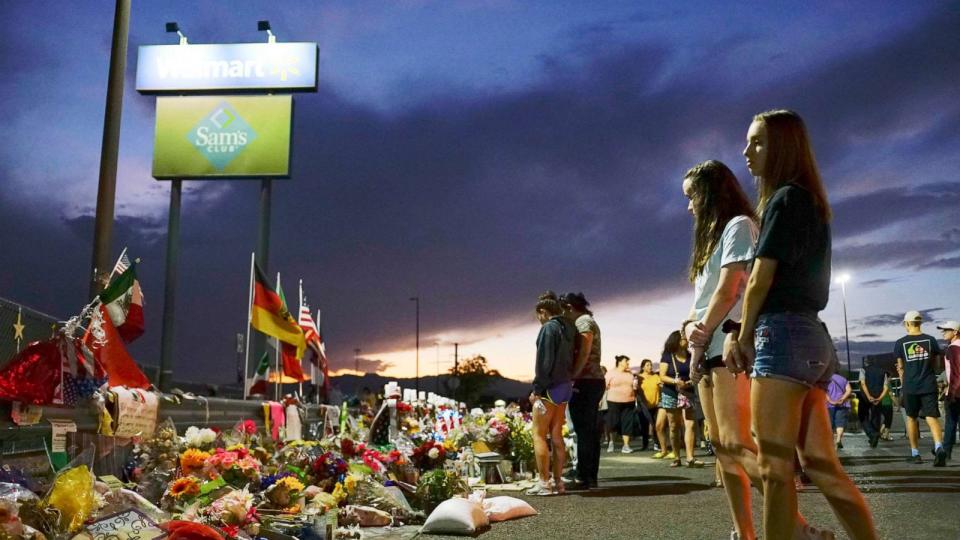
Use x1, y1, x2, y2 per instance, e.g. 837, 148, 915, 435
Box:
89, 0, 130, 297
410, 296, 420, 395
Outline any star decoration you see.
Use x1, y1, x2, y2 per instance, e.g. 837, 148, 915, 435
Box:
13, 309, 25, 342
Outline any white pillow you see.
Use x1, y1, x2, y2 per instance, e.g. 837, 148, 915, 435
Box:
420, 498, 490, 535
482, 496, 538, 522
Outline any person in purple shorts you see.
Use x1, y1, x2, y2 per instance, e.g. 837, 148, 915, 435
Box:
527, 291, 576, 496
825, 372, 852, 449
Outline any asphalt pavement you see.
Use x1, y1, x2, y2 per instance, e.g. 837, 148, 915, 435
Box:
420, 431, 960, 540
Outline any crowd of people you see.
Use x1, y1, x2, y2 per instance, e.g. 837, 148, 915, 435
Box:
525, 109, 924, 540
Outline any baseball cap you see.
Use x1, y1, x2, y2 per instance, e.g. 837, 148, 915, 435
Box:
903, 310, 922, 322
937, 320, 960, 332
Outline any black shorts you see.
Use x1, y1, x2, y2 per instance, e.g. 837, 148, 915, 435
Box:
704, 355, 725, 371
903, 392, 940, 419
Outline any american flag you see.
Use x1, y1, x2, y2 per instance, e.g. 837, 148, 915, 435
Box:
111, 249, 131, 277
298, 304, 323, 355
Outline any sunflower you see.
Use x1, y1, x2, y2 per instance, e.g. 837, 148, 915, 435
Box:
180, 448, 211, 471
169, 477, 200, 499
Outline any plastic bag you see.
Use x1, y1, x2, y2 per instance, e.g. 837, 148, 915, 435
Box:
44, 446, 95, 533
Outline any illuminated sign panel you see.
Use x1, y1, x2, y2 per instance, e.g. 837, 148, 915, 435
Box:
153, 96, 292, 179
136, 43, 318, 92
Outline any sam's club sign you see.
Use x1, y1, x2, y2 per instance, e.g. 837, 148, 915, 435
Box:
137, 43, 317, 92
153, 96, 292, 179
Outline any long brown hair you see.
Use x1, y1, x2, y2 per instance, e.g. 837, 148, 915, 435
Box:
753, 109, 832, 222
685, 160, 756, 282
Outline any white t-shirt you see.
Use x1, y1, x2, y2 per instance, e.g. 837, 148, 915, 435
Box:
693, 215, 758, 359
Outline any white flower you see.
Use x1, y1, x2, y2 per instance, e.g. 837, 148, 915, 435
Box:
427, 447, 440, 460
184, 426, 217, 447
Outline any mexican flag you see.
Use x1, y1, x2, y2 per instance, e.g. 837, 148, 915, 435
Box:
99, 264, 145, 343
247, 352, 271, 396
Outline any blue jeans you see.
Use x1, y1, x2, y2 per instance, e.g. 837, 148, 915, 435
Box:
751, 312, 837, 389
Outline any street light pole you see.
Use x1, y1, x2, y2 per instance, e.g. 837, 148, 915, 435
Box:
837, 274, 852, 375
410, 297, 420, 395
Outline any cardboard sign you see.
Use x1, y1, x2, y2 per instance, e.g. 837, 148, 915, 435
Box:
112, 387, 159, 438
86, 508, 163, 540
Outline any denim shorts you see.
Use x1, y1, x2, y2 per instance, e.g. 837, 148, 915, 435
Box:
751, 312, 837, 389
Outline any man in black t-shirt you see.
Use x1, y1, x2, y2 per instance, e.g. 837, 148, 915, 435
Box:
858, 357, 889, 448
894, 310, 946, 466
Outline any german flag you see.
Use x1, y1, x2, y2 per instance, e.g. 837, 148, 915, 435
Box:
251, 263, 306, 359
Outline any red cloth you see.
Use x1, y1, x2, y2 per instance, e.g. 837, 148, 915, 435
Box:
85, 305, 151, 389
946, 342, 960, 399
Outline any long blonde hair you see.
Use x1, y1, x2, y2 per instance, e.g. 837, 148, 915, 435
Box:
753, 109, 832, 222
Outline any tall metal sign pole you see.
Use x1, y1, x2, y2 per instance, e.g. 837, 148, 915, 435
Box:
89, 0, 130, 298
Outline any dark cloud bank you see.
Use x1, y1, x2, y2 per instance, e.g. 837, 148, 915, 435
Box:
2, 6, 959, 380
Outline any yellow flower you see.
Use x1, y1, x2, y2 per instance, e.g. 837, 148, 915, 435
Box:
332, 482, 347, 503
276, 476, 305, 493
443, 439, 457, 451
344, 474, 359, 495
169, 477, 200, 499
180, 449, 211, 471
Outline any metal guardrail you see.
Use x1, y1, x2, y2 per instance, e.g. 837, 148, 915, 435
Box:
0, 395, 337, 454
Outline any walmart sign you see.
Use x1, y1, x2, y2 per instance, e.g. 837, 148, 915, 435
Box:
153, 96, 292, 179
137, 42, 317, 92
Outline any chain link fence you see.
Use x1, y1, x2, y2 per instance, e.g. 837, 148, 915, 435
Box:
0, 296, 62, 369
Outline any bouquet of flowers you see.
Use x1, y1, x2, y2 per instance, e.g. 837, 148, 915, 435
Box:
310, 451, 349, 492
203, 447, 262, 488
414, 470, 467, 513
262, 474, 305, 512
506, 414, 534, 469
483, 417, 511, 454
410, 441, 446, 472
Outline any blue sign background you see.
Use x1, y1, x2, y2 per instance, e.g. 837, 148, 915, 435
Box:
136, 42, 317, 93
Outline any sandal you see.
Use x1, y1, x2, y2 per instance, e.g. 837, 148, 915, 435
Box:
669, 459, 682, 468
686, 458, 705, 468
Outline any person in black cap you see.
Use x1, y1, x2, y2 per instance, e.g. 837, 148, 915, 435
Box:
560, 291, 604, 490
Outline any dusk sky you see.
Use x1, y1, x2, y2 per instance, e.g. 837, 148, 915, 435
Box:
1, 1, 958, 384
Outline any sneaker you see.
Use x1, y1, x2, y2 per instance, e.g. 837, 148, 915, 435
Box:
905, 454, 922, 464
525, 479, 554, 496
652, 443, 661, 452
607, 441, 616, 453
621, 445, 634, 454
935, 447, 947, 467
868, 434, 879, 448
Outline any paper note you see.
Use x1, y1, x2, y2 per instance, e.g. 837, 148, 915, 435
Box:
86, 508, 163, 540
49, 419, 77, 453
112, 387, 159, 438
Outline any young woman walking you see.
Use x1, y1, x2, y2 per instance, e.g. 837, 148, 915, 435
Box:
733, 109, 877, 539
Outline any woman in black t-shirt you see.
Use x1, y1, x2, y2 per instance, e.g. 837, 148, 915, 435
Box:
733, 110, 876, 540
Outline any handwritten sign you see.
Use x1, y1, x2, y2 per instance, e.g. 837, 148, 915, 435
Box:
49, 419, 77, 453
86, 508, 163, 540
112, 388, 159, 438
